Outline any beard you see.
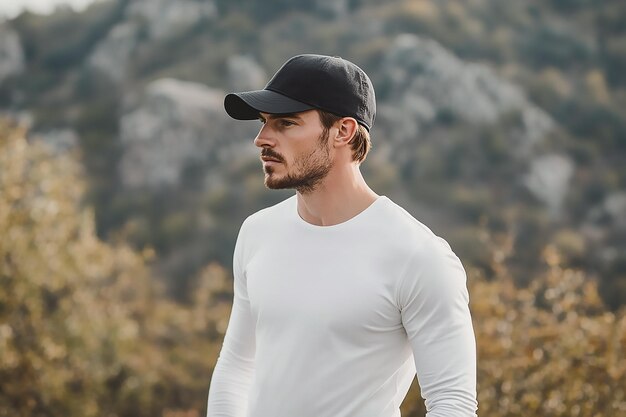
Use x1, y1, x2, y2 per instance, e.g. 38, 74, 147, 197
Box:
264, 129, 333, 194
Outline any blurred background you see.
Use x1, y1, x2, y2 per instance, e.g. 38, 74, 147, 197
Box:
1, 0, 625, 416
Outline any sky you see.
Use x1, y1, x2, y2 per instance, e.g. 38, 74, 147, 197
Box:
0, 0, 98, 19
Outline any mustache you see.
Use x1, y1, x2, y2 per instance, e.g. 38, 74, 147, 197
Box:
261, 149, 285, 162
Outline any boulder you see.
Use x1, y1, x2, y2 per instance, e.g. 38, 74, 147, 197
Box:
87, 22, 139, 83
0, 24, 25, 84
587, 191, 626, 231
604, 192, 626, 229
523, 154, 574, 216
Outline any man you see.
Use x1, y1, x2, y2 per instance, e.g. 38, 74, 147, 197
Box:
206, 54, 478, 417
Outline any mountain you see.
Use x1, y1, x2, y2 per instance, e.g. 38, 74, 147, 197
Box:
0, 0, 624, 308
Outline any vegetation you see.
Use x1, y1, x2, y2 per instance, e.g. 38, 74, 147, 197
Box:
0, 121, 230, 417
1, 120, 624, 416
1, 0, 625, 415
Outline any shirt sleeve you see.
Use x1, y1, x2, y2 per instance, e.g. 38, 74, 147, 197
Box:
206, 221, 256, 417
397, 236, 478, 417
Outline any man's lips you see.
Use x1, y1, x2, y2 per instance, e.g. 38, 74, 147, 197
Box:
261, 156, 283, 163
261, 149, 284, 162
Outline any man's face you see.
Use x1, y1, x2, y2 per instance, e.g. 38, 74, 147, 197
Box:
255, 110, 333, 194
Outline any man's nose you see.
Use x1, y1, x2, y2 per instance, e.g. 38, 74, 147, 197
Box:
254, 124, 275, 148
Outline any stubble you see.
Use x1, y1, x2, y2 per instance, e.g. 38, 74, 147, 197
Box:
264, 129, 333, 194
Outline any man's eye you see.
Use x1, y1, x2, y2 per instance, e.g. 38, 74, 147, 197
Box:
280, 120, 295, 127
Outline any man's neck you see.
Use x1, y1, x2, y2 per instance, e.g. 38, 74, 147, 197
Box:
296, 164, 379, 226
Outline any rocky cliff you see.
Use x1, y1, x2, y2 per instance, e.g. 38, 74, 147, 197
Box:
1, 0, 624, 305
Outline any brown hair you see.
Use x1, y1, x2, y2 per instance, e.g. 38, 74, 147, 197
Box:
318, 110, 371, 163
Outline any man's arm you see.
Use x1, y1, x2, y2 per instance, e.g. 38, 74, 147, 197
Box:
207, 224, 256, 417
398, 236, 478, 417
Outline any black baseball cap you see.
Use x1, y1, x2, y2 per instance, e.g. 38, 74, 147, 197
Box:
224, 54, 376, 131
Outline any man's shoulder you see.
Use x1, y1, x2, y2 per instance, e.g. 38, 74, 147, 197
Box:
376, 197, 437, 242
378, 199, 466, 291
240, 194, 296, 232
375, 197, 460, 261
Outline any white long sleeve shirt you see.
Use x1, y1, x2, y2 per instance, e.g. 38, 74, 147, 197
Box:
207, 195, 477, 417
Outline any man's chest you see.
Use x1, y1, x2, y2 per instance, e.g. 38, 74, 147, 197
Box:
244, 240, 404, 339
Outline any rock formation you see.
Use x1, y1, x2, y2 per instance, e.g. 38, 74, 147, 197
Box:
118, 78, 256, 188
523, 154, 575, 216
378, 34, 554, 153
0, 24, 25, 84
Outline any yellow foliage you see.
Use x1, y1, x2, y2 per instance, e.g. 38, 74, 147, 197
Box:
0, 120, 230, 417
538, 68, 572, 97
402, 229, 626, 417
377, 0, 439, 23
585, 69, 611, 104
403, 0, 439, 20
469, 237, 624, 417
1, 119, 625, 417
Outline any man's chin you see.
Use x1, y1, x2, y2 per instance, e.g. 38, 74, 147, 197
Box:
265, 175, 322, 194
265, 172, 302, 190
265, 176, 288, 190
264, 173, 282, 189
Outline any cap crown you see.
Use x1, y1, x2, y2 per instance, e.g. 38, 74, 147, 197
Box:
265, 54, 376, 130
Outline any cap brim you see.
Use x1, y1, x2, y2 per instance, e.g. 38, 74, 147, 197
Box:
224, 89, 315, 120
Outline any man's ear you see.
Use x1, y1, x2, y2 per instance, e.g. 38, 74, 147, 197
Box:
333, 117, 358, 148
